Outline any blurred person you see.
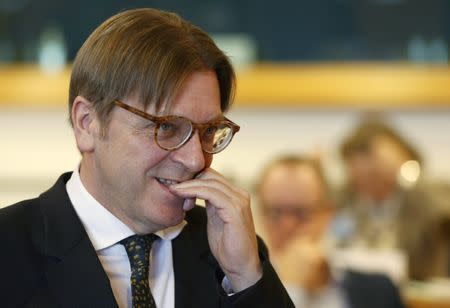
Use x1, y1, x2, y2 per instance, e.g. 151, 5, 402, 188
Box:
0, 8, 293, 307
257, 154, 405, 308
333, 118, 450, 281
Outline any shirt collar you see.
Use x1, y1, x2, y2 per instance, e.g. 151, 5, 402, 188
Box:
66, 167, 186, 251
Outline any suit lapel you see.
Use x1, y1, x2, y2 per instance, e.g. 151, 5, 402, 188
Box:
44, 237, 118, 307
172, 207, 221, 308
31, 173, 118, 307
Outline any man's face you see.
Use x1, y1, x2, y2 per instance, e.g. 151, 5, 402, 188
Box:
346, 135, 407, 202
260, 164, 328, 250
80, 70, 221, 233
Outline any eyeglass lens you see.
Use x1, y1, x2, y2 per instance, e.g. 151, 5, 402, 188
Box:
156, 117, 233, 153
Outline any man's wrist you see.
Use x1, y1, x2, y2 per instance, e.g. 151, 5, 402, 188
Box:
225, 263, 263, 292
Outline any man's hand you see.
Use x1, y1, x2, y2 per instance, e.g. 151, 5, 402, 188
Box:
271, 235, 330, 293
169, 168, 263, 292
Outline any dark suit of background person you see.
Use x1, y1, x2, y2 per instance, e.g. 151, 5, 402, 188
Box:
0, 8, 293, 308
256, 155, 405, 308
341, 271, 405, 308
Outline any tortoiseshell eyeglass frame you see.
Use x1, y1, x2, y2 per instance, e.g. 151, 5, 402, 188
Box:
113, 100, 240, 154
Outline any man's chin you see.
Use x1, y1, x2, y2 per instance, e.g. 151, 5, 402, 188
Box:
163, 207, 187, 225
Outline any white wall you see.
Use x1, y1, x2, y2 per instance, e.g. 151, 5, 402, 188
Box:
0, 108, 80, 206
217, 107, 450, 186
1, 106, 450, 208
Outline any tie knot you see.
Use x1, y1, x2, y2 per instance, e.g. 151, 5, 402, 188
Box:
120, 234, 159, 268
120, 234, 159, 250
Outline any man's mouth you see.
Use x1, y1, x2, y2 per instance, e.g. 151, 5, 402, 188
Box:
156, 177, 180, 187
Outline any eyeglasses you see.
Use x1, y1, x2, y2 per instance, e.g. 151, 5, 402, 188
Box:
264, 207, 313, 222
114, 100, 240, 154
263, 205, 324, 222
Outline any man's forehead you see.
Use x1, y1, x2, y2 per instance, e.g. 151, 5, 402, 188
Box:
263, 165, 324, 205
124, 93, 223, 123
266, 164, 319, 186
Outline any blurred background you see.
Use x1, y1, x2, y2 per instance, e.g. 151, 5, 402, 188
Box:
1, 0, 450, 62
1, 0, 449, 201
1, 1, 450, 306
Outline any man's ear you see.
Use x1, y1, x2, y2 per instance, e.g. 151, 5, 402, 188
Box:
71, 96, 98, 153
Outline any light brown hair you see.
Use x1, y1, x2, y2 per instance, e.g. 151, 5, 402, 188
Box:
340, 119, 422, 163
69, 8, 235, 130
257, 154, 330, 199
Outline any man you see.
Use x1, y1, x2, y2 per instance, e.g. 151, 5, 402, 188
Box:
257, 155, 405, 308
335, 119, 450, 280
0, 8, 293, 307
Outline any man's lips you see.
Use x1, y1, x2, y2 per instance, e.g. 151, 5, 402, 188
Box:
155, 177, 180, 186
156, 177, 196, 211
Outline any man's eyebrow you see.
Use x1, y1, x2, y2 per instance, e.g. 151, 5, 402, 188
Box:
206, 114, 226, 123
172, 113, 225, 123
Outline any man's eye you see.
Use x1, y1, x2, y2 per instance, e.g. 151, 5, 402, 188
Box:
159, 121, 175, 132
204, 126, 218, 136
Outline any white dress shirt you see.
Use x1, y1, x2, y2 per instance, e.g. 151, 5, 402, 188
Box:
285, 283, 348, 308
66, 168, 186, 308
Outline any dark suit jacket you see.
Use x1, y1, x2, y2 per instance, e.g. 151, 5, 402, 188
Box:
0, 173, 293, 308
342, 270, 405, 308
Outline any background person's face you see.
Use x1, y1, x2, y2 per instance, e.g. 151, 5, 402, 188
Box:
80, 70, 220, 233
346, 135, 410, 202
260, 164, 328, 250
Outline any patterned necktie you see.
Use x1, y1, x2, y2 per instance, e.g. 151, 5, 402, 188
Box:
120, 234, 159, 308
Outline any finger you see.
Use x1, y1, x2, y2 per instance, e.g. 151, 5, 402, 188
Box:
195, 167, 221, 179
195, 168, 244, 195
170, 182, 250, 225
183, 198, 196, 211
170, 179, 238, 209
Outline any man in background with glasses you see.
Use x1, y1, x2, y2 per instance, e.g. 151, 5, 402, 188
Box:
0, 8, 292, 307
257, 155, 404, 308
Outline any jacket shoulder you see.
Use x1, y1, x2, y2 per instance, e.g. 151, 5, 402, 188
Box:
0, 198, 39, 233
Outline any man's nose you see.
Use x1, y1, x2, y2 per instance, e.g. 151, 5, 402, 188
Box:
279, 214, 301, 229
170, 130, 206, 173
